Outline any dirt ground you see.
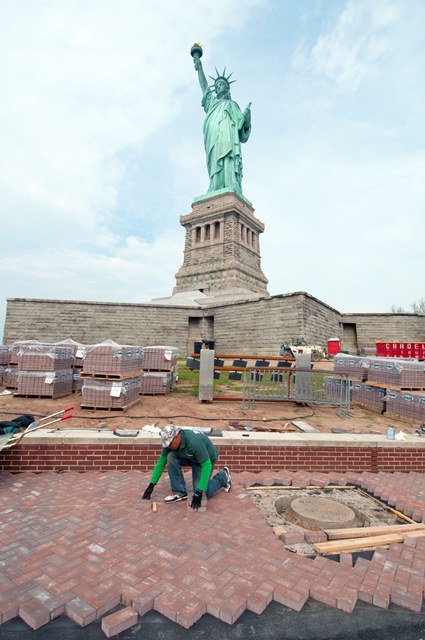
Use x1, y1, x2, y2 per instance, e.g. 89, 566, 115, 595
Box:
0, 361, 421, 436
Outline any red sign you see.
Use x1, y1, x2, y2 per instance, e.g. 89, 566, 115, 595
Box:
376, 342, 425, 360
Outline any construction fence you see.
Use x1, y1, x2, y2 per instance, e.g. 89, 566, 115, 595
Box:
189, 352, 351, 416
240, 367, 350, 415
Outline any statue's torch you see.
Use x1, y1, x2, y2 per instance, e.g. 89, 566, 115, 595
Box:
190, 42, 203, 59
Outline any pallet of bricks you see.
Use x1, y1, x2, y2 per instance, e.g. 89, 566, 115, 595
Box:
140, 345, 179, 396
80, 340, 143, 410
367, 358, 425, 423
56, 338, 86, 394
334, 353, 425, 422
0, 345, 11, 387
2, 340, 39, 391
14, 341, 73, 399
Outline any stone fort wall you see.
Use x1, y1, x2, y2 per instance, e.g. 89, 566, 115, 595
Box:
4, 294, 424, 356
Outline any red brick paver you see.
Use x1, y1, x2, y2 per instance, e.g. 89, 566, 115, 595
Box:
0, 469, 425, 634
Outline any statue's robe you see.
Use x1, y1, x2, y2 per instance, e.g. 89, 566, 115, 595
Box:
202, 89, 251, 195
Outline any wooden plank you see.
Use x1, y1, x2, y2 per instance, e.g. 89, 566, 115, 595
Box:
291, 420, 318, 433
314, 529, 425, 554
324, 523, 425, 540
252, 422, 293, 433
80, 371, 142, 380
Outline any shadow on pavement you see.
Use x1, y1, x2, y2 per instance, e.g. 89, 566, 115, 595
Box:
1, 600, 425, 640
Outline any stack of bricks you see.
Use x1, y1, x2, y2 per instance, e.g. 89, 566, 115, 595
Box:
3, 340, 40, 390
81, 342, 143, 410
351, 382, 386, 412
56, 338, 87, 394
72, 370, 84, 394
140, 346, 178, 395
56, 338, 86, 369
366, 357, 425, 389
81, 377, 142, 409
142, 345, 178, 371
82, 342, 144, 375
17, 343, 73, 372
0, 346, 10, 384
384, 390, 425, 422
16, 343, 73, 398
333, 354, 369, 381
140, 371, 174, 395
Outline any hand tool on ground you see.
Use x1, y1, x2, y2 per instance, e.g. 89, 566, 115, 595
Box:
2, 406, 74, 449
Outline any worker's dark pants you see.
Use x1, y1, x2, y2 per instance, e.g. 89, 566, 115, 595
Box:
166, 451, 227, 498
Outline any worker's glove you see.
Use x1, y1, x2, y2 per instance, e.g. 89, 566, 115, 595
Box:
190, 489, 203, 510
142, 483, 155, 500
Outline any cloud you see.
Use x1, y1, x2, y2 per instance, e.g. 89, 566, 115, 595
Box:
1, 0, 424, 339
0, 0, 266, 338
292, 0, 399, 90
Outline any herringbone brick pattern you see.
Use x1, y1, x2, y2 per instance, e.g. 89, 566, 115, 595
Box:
0, 470, 425, 635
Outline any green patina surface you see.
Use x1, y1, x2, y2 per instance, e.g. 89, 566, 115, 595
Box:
192, 44, 252, 197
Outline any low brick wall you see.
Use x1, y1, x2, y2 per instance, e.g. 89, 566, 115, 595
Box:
1, 439, 424, 474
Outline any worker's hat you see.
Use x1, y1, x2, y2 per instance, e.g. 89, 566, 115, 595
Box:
160, 425, 181, 448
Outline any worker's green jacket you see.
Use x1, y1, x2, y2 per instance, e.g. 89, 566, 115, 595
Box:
150, 429, 218, 492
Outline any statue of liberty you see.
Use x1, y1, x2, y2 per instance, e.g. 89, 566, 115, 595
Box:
191, 44, 252, 197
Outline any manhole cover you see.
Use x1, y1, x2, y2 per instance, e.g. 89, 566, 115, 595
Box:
287, 496, 358, 530
248, 487, 407, 555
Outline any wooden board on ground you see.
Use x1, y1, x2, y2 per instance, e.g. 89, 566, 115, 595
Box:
324, 523, 425, 540
315, 528, 425, 554
253, 422, 293, 433
291, 420, 318, 433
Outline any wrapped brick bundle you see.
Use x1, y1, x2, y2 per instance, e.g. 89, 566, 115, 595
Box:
0, 346, 10, 365
333, 354, 369, 381
17, 344, 73, 371
351, 382, 386, 412
366, 358, 425, 389
83, 341, 144, 375
142, 345, 179, 371
72, 371, 84, 394
81, 376, 142, 409
385, 390, 425, 422
56, 339, 86, 368
140, 372, 173, 395
3, 367, 18, 389
9, 340, 41, 365
16, 370, 73, 398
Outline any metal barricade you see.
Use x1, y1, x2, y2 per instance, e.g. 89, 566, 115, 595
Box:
242, 367, 351, 416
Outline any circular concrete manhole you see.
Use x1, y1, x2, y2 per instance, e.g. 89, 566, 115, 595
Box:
285, 496, 358, 530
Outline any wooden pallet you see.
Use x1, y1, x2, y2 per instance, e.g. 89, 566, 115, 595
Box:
142, 368, 176, 374
139, 392, 170, 396
366, 381, 424, 391
80, 398, 141, 412
352, 402, 384, 414
80, 371, 142, 380
384, 411, 424, 425
350, 378, 425, 391
14, 393, 71, 400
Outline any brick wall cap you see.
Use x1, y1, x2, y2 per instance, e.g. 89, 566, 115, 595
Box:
19, 429, 425, 448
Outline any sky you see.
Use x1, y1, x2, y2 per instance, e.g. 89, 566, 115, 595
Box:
1, 0, 424, 341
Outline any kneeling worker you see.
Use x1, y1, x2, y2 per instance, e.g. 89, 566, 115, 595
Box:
142, 425, 231, 510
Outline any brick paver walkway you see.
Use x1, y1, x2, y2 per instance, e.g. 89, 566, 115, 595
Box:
1, 469, 425, 636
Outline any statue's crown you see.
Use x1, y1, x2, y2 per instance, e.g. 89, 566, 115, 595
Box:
208, 67, 236, 89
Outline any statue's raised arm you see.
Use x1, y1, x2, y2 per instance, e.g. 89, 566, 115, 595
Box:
193, 55, 208, 93
190, 44, 251, 197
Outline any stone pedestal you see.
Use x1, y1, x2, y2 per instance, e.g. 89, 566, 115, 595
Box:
173, 191, 269, 296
